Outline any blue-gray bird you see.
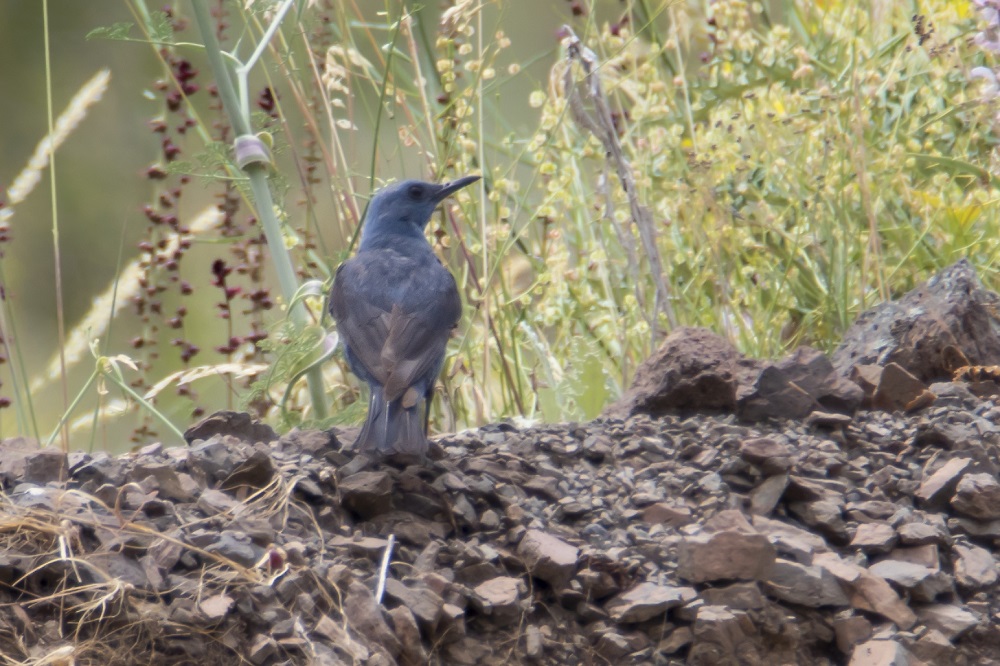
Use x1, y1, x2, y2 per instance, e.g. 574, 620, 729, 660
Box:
330, 175, 480, 456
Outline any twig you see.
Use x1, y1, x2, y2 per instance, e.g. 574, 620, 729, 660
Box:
560, 26, 677, 340
375, 533, 396, 604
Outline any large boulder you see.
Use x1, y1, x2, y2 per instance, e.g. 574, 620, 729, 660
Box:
833, 260, 1000, 383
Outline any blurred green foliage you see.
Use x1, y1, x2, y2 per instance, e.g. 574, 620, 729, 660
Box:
2, 0, 998, 451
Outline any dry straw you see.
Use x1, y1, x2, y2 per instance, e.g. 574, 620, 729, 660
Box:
1, 69, 111, 222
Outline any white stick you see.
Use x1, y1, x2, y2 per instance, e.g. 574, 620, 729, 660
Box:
375, 534, 396, 605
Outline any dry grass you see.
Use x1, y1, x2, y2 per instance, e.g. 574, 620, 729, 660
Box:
0, 471, 335, 665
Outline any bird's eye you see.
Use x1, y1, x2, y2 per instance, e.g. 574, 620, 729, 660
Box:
407, 185, 424, 200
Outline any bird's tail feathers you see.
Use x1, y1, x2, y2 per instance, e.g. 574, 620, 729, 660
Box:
355, 386, 428, 456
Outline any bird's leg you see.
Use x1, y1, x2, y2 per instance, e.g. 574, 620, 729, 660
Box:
423, 386, 434, 435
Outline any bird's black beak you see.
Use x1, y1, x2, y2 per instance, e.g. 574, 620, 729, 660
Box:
433, 175, 481, 203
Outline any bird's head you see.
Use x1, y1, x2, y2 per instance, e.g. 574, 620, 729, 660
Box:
359, 175, 481, 250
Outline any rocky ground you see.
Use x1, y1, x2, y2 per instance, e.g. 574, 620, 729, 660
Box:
3, 260, 1000, 666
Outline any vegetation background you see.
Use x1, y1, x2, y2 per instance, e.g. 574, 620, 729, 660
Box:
1, 0, 996, 453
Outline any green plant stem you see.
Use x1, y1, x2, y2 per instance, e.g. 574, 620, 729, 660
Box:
45, 368, 98, 448
114, 375, 187, 444
43, 0, 69, 452
190, 0, 328, 419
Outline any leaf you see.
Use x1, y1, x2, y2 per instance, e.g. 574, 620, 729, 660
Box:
87, 12, 172, 44
86, 22, 135, 41
147, 11, 174, 44
907, 153, 997, 188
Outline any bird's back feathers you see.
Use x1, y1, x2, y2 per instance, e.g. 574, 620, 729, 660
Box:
331, 246, 461, 454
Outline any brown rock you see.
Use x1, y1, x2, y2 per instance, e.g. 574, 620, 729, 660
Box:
198, 593, 233, 622
370, 510, 450, 546
186, 436, 252, 482
312, 614, 370, 661
834, 615, 873, 654
872, 363, 935, 412
444, 636, 492, 665
658, 626, 693, 654
388, 606, 428, 665
750, 474, 789, 516
594, 628, 650, 659
771, 346, 863, 413
851, 365, 884, 405
815, 553, 916, 629
197, 488, 239, 515
739, 437, 795, 472
898, 521, 948, 546
471, 576, 522, 621
339, 471, 392, 519
605, 329, 865, 421
953, 543, 998, 588
184, 410, 278, 444
851, 571, 917, 628
848, 639, 917, 666
0, 438, 35, 482
603, 327, 742, 418
850, 523, 898, 554
0, 438, 67, 485
736, 347, 863, 421
23, 448, 68, 484
640, 502, 693, 527
703, 509, 758, 534
909, 629, 957, 663
698, 582, 767, 610
594, 630, 631, 660
247, 634, 278, 666
677, 530, 775, 583
954, 516, 1000, 539
788, 499, 848, 541
886, 544, 939, 569
867, 559, 952, 602
833, 260, 1000, 381
384, 579, 443, 631
220, 450, 275, 491
763, 559, 850, 607
915, 604, 979, 640
688, 605, 761, 665
950, 472, 1000, 519
438, 603, 466, 643
201, 530, 262, 567
752, 515, 831, 562
344, 581, 400, 658
737, 363, 818, 421
787, 474, 850, 502
327, 534, 390, 556
916, 459, 972, 507
576, 568, 620, 600
847, 500, 898, 520
517, 529, 579, 589
604, 582, 695, 623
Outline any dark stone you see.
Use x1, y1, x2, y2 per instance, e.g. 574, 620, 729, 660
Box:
184, 410, 278, 444
833, 260, 1000, 383
221, 451, 275, 491
604, 327, 744, 418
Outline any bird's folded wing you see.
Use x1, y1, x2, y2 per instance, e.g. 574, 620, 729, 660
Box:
380, 304, 452, 402
330, 264, 393, 384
